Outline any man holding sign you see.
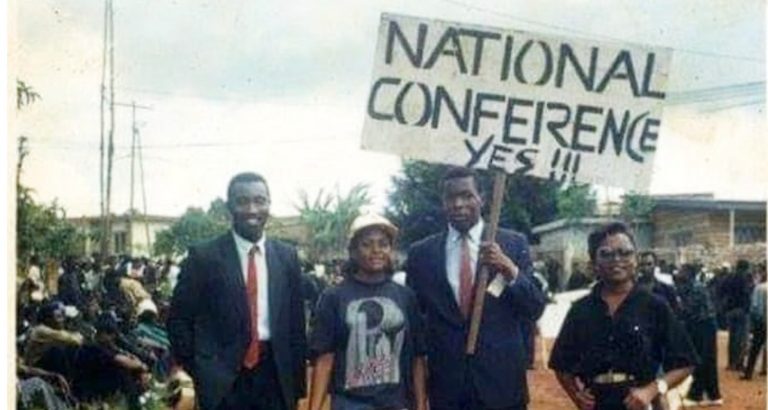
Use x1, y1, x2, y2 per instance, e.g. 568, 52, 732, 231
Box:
405, 167, 546, 410
363, 13, 673, 409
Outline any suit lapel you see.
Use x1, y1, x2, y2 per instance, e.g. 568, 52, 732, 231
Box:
218, 234, 248, 325
265, 239, 286, 334
435, 232, 464, 323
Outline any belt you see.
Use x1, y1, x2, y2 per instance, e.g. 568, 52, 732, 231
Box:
593, 371, 635, 384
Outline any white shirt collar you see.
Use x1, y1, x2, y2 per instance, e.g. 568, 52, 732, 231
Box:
232, 230, 266, 253
447, 219, 484, 244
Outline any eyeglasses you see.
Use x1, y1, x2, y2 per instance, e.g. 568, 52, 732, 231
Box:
596, 248, 635, 261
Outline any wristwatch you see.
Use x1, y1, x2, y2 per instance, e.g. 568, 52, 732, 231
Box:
655, 378, 668, 395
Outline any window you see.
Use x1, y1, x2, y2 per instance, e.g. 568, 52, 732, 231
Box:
671, 230, 693, 247
114, 232, 128, 254
735, 225, 766, 244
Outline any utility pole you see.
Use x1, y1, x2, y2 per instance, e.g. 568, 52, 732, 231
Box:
138, 128, 151, 251
99, 0, 108, 231
130, 102, 136, 213
100, 0, 115, 259
115, 101, 152, 255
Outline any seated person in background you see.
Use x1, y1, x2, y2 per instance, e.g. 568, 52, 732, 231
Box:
24, 302, 84, 367
119, 274, 152, 313
70, 312, 150, 410
17, 357, 72, 409
549, 222, 697, 410
132, 299, 172, 379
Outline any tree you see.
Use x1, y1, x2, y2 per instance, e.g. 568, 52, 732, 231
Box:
386, 160, 560, 248
153, 199, 230, 257
16, 79, 41, 110
620, 192, 655, 220
555, 184, 597, 221
620, 192, 655, 231
296, 184, 371, 263
17, 186, 85, 269
15, 81, 83, 271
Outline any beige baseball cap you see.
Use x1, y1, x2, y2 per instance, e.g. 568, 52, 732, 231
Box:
348, 213, 398, 241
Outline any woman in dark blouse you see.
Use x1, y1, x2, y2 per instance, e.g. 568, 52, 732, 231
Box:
549, 222, 697, 410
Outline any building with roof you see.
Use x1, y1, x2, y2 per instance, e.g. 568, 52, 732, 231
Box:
68, 213, 177, 256
531, 194, 766, 291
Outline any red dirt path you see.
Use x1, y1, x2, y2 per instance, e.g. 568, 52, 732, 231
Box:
299, 332, 766, 409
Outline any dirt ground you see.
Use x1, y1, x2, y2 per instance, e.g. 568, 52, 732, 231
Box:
531, 332, 765, 409
299, 332, 766, 410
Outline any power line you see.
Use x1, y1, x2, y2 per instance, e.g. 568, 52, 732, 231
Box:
27, 136, 353, 150
701, 98, 766, 112
115, 86, 351, 108
438, 0, 765, 63
667, 82, 765, 105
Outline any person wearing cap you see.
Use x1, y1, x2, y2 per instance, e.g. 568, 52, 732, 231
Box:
549, 222, 697, 410
168, 172, 306, 410
307, 214, 427, 410
404, 166, 546, 410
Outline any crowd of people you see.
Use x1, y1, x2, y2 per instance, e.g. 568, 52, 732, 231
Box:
16, 254, 181, 409
15, 168, 767, 410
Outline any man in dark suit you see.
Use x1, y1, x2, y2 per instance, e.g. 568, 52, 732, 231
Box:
405, 167, 546, 410
168, 172, 306, 410
637, 251, 682, 314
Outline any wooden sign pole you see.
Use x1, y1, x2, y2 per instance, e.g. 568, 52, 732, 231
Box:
465, 170, 507, 354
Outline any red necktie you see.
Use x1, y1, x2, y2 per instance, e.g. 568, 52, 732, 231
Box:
243, 245, 261, 369
459, 236, 474, 319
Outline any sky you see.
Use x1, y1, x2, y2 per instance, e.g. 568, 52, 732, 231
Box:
10, 0, 767, 219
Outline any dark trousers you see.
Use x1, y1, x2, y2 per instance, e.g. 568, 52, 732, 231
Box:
744, 318, 767, 378
686, 319, 721, 400
726, 308, 748, 369
431, 370, 527, 410
216, 352, 286, 410
433, 404, 526, 410
590, 382, 664, 410
521, 320, 535, 368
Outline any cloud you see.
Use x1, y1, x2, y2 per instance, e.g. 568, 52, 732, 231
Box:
14, 0, 767, 219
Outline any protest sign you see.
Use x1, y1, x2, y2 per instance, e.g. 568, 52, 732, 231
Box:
362, 13, 673, 191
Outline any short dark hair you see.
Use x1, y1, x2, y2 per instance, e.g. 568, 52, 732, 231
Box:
440, 166, 481, 194
95, 312, 120, 335
638, 250, 658, 264
226, 172, 270, 202
587, 222, 636, 262
678, 263, 699, 281
38, 302, 63, 324
736, 259, 751, 274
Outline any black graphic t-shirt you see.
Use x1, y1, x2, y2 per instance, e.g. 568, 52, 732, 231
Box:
310, 275, 427, 410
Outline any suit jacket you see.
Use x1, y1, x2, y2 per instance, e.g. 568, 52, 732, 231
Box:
405, 227, 545, 409
168, 233, 307, 410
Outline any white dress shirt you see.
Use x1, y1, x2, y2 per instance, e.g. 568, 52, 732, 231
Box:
232, 231, 271, 341
445, 220, 484, 304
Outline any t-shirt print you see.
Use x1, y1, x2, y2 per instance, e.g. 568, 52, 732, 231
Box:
344, 296, 405, 389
